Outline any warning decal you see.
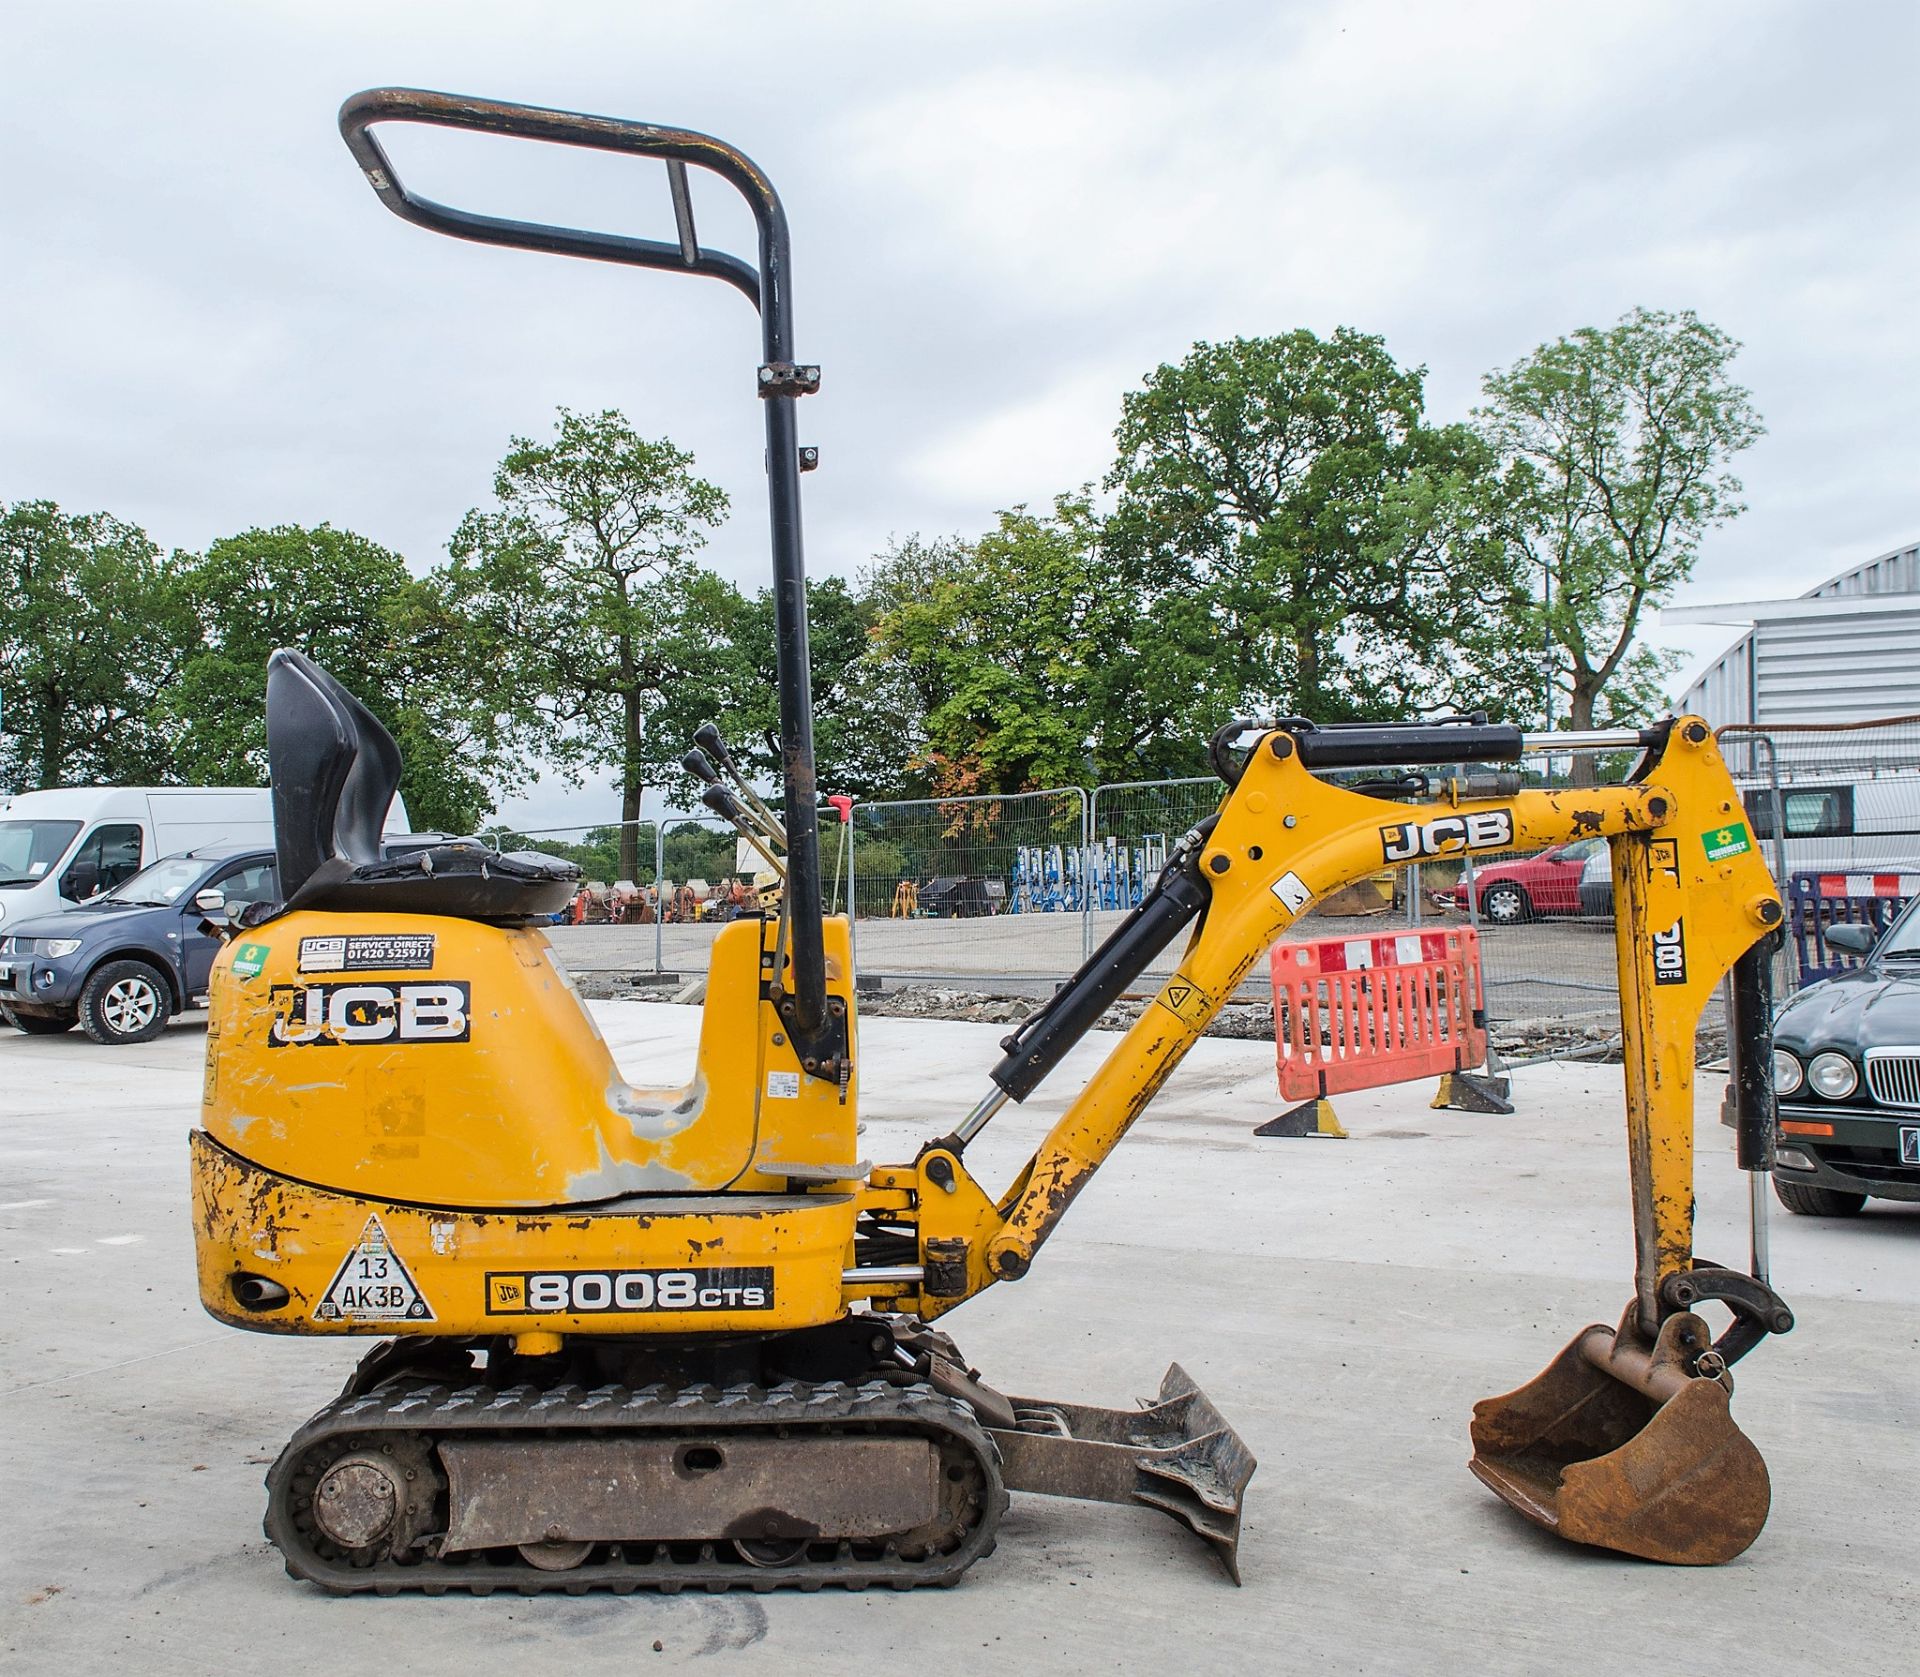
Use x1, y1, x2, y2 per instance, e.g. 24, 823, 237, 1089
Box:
315, 1215, 434, 1323
1270, 871, 1313, 914
1155, 975, 1212, 1027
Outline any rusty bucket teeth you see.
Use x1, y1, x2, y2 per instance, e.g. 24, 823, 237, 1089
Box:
984, 1363, 1256, 1583
1469, 1307, 1771, 1566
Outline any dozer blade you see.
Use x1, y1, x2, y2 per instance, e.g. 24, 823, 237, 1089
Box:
1469, 1307, 1770, 1565
985, 1363, 1255, 1582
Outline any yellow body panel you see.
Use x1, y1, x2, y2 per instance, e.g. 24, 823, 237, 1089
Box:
202, 911, 858, 1209
191, 1130, 854, 1335
194, 909, 862, 1339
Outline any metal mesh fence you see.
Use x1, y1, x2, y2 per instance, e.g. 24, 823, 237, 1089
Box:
1086, 778, 1221, 978
847, 790, 1088, 981
478, 819, 663, 898
504, 717, 1920, 1058
1448, 754, 1632, 1055
481, 815, 761, 976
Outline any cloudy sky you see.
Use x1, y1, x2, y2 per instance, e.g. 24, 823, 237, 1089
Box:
5, 1, 1914, 828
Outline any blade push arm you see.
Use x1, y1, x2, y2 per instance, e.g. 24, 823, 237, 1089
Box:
875, 718, 1781, 1322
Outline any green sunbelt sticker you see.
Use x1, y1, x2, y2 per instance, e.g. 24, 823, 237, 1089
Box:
231, 943, 269, 979
1703, 822, 1752, 862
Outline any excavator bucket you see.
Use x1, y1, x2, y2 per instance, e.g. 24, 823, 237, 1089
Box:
1469, 1308, 1770, 1565
986, 1365, 1256, 1582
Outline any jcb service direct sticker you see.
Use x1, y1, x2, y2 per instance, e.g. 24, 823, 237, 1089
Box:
299, 933, 437, 973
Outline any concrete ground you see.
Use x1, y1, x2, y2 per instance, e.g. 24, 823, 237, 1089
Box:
3, 1003, 1917, 1676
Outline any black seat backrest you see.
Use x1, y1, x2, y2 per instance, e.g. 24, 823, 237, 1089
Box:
265, 648, 402, 900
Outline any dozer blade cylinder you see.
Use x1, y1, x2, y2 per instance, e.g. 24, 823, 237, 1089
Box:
1468, 1309, 1770, 1566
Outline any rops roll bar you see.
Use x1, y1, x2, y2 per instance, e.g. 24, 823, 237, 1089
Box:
337, 88, 830, 1045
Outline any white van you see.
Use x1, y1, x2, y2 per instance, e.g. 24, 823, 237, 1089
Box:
1740, 773, 1920, 873
0, 785, 411, 930
1576, 771, 1920, 914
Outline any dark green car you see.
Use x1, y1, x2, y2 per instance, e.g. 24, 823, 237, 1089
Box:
1769, 898, 1920, 1215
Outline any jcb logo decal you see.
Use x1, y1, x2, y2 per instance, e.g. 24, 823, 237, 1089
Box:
269, 982, 470, 1046
1381, 810, 1514, 863
1652, 921, 1688, 986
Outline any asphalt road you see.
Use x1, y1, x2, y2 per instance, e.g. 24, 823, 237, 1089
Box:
4, 1003, 1917, 1675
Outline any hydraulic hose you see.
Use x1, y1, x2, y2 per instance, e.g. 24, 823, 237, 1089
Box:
1729, 933, 1781, 1173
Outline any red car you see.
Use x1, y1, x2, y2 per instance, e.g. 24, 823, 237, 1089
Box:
1438, 837, 1604, 925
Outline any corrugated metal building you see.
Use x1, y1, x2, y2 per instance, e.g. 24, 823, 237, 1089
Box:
1667, 538, 1920, 727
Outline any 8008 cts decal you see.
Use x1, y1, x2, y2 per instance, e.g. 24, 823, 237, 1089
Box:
486, 1267, 775, 1315
1381, 809, 1514, 863
1652, 920, 1688, 985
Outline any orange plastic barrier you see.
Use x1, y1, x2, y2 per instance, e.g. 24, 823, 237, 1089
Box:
1270, 928, 1488, 1100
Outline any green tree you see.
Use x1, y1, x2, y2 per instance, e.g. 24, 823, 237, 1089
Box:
661, 819, 738, 883
0, 500, 195, 790
1476, 307, 1764, 740
437, 409, 732, 878
868, 497, 1171, 794
709, 574, 911, 805
1104, 329, 1519, 731
165, 525, 499, 831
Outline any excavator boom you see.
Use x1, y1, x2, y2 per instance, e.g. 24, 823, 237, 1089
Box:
868, 714, 1791, 1567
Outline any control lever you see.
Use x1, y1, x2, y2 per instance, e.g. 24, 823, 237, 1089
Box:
700, 784, 785, 876
687, 744, 783, 854
693, 722, 788, 845
692, 720, 738, 769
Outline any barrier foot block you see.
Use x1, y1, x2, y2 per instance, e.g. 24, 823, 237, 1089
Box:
1431, 1070, 1514, 1115
1256, 1098, 1348, 1139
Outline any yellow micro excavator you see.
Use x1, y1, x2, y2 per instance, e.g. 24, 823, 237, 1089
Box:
189, 88, 1796, 1593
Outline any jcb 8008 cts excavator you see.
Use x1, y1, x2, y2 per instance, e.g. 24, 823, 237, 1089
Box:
190, 89, 1795, 1593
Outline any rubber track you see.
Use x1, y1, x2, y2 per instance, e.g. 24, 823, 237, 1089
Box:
264, 1377, 1007, 1595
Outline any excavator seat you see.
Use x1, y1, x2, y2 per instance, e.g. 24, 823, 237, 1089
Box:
265, 648, 578, 921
